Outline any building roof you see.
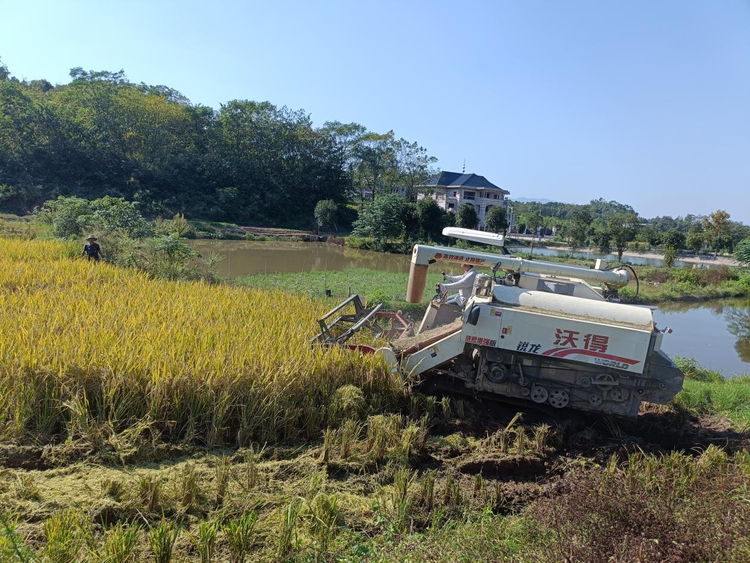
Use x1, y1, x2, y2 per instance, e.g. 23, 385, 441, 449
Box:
418, 171, 509, 194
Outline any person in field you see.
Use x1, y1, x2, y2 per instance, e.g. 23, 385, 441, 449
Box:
81, 235, 103, 262
437, 263, 477, 306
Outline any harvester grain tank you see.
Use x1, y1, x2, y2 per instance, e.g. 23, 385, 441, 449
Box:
313, 228, 684, 417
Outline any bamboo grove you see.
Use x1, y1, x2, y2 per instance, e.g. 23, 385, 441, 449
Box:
0, 239, 400, 445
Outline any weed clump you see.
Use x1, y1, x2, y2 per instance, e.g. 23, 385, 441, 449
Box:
532, 449, 750, 563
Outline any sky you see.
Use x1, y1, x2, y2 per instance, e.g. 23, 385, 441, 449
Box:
1, 0, 749, 222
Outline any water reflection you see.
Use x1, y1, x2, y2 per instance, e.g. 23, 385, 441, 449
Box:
507, 246, 690, 268
654, 298, 750, 376
725, 307, 750, 363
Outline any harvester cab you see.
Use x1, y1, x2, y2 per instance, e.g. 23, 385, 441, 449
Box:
312, 228, 684, 417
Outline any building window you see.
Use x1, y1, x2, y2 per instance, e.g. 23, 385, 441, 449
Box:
493, 194, 499, 200
448, 203, 454, 210
452, 191, 457, 197
464, 191, 475, 200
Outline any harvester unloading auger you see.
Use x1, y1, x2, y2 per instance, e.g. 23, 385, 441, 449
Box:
312, 228, 684, 417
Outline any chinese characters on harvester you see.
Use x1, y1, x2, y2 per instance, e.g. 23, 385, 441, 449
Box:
516, 329, 610, 354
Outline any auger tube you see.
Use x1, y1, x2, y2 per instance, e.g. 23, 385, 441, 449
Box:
406, 244, 631, 303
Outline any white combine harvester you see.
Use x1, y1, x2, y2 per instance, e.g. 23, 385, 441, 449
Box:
313, 228, 684, 417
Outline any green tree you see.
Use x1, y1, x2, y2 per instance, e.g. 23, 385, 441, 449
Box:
590, 219, 611, 253
638, 225, 661, 246
484, 206, 507, 233
415, 198, 445, 241
36, 195, 150, 238
663, 246, 678, 268
351, 131, 398, 200
87, 196, 151, 238
314, 199, 338, 233
569, 208, 592, 248
607, 212, 638, 260
522, 210, 542, 238
395, 140, 438, 201
662, 229, 685, 250
735, 237, 750, 264
456, 204, 478, 230
686, 229, 704, 254
702, 210, 730, 256
351, 194, 406, 242
36, 196, 92, 238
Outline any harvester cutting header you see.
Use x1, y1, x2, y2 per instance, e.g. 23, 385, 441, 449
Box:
313, 228, 684, 417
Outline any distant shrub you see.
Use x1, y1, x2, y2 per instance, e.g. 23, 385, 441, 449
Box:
700, 265, 731, 285
640, 268, 670, 284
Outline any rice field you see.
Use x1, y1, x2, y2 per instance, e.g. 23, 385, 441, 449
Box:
0, 238, 400, 445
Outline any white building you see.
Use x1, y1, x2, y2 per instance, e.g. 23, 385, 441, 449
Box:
417, 171, 513, 231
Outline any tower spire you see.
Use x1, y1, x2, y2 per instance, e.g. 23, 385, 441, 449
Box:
462, 159, 465, 173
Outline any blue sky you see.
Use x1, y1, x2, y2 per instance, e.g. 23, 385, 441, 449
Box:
1, 0, 748, 222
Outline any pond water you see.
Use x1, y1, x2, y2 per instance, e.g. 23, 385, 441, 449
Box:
190, 240, 413, 278
191, 240, 750, 377
652, 299, 750, 378
507, 245, 692, 268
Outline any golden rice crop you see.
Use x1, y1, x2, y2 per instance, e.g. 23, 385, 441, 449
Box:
0, 238, 400, 445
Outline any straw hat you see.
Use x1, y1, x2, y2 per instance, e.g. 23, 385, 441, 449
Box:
87, 235, 97, 241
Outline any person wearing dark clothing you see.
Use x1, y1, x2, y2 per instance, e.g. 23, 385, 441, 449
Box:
82, 235, 103, 261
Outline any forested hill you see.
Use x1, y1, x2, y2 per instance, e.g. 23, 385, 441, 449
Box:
0, 60, 436, 227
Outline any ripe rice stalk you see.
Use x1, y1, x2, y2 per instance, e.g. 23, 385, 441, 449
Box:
0, 239, 401, 446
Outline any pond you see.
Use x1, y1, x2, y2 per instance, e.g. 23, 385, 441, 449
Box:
653, 298, 750, 378
506, 245, 693, 268
190, 240, 412, 277
191, 240, 750, 377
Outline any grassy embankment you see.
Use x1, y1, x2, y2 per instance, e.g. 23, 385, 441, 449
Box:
237, 268, 443, 319
1, 238, 749, 562
674, 358, 750, 430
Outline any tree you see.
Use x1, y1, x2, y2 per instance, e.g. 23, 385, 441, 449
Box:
569, 208, 592, 248
415, 198, 445, 242
638, 226, 661, 246
607, 212, 638, 261
663, 246, 678, 268
485, 206, 508, 233
735, 238, 750, 264
87, 196, 151, 238
36, 196, 92, 238
351, 194, 406, 242
686, 229, 704, 254
351, 131, 398, 201
590, 219, 611, 253
456, 204, 478, 230
702, 210, 730, 256
662, 229, 685, 250
523, 210, 542, 238
395, 139, 437, 201
314, 199, 338, 233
